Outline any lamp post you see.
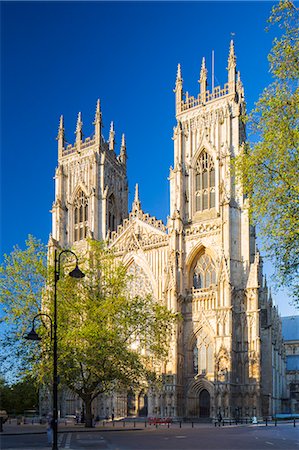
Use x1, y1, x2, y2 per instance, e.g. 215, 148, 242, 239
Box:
25, 249, 85, 450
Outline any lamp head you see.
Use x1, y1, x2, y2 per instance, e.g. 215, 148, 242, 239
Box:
69, 264, 85, 279
24, 327, 42, 341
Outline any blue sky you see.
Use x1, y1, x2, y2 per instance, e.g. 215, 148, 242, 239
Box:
1, 1, 298, 316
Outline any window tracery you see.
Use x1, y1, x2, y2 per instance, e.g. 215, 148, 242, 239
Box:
195, 151, 215, 212
73, 190, 88, 241
127, 262, 153, 299
192, 336, 213, 375
193, 254, 216, 289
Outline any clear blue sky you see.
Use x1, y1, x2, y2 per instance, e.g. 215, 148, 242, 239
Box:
1, 1, 298, 316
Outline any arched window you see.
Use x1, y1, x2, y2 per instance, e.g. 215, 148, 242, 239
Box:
193, 345, 199, 374
193, 337, 214, 376
195, 151, 215, 212
73, 190, 88, 242
108, 194, 116, 232
193, 254, 216, 289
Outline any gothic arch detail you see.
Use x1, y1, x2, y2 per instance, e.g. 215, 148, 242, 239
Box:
194, 150, 215, 212
189, 327, 214, 377
123, 252, 158, 299
189, 250, 217, 290
73, 188, 88, 242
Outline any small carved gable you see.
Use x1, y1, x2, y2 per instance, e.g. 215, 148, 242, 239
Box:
109, 213, 168, 254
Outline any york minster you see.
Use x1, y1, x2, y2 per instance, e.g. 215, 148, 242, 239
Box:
47, 42, 286, 421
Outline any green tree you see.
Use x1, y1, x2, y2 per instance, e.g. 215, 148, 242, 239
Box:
45, 240, 177, 427
0, 376, 39, 416
0, 237, 177, 427
0, 235, 47, 377
234, 0, 299, 304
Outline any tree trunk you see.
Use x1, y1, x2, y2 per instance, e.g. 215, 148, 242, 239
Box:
84, 396, 93, 428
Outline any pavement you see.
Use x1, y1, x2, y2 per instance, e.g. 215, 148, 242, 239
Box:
0, 419, 113, 450
0, 418, 156, 450
2, 418, 296, 450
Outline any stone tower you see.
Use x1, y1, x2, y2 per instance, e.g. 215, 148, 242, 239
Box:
51, 100, 128, 247
167, 41, 285, 419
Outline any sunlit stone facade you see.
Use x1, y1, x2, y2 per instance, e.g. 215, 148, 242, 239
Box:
50, 42, 286, 420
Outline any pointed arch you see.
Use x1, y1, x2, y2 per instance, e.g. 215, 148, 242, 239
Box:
72, 186, 89, 242
186, 378, 214, 418
186, 245, 218, 290
193, 149, 215, 212
188, 325, 215, 377
123, 252, 158, 300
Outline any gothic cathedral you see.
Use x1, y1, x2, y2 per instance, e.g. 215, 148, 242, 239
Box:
50, 42, 285, 420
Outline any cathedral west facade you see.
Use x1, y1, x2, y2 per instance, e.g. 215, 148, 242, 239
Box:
49, 42, 286, 420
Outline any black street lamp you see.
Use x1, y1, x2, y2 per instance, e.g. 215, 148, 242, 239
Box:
25, 249, 85, 450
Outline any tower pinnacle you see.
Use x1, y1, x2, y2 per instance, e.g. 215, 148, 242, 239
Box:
57, 115, 65, 157
109, 121, 115, 151
174, 63, 183, 115
132, 183, 142, 213
199, 57, 207, 99
228, 40, 236, 92
75, 112, 83, 147
93, 99, 102, 148
120, 133, 127, 165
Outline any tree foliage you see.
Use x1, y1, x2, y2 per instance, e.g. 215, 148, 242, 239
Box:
0, 235, 47, 377
44, 240, 177, 426
0, 237, 177, 426
0, 375, 39, 415
234, 1, 299, 303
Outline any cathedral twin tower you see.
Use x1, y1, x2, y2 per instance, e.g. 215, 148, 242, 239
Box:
51, 42, 285, 419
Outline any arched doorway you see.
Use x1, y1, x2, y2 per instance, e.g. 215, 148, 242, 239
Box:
138, 392, 148, 417
199, 389, 210, 417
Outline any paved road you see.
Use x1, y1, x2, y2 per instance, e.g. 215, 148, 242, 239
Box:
1, 422, 298, 449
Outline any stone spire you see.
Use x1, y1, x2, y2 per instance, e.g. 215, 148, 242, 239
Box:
109, 121, 115, 151
93, 99, 102, 147
227, 40, 236, 92
57, 115, 65, 156
75, 112, 83, 150
199, 57, 207, 100
132, 183, 142, 213
174, 63, 183, 114
119, 133, 127, 165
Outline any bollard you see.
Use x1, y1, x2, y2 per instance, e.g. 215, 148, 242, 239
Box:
275, 419, 277, 427
156, 423, 158, 429
222, 420, 224, 426
294, 419, 296, 427
265, 418, 268, 426
145, 421, 147, 428
168, 422, 170, 428
134, 421, 136, 428
192, 421, 194, 428
0, 417, 3, 433
230, 420, 232, 426
215, 421, 217, 427
179, 421, 181, 428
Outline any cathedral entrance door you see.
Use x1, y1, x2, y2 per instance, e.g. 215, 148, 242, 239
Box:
199, 389, 210, 417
